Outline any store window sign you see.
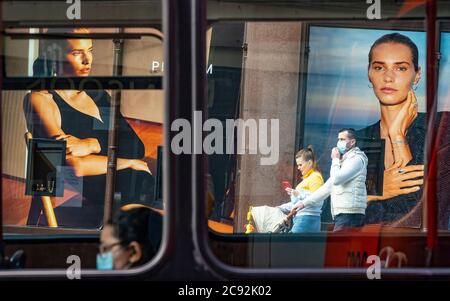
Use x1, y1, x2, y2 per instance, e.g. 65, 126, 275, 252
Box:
151, 61, 213, 74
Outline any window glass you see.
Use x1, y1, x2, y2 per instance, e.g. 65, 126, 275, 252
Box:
206, 21, 429, 269
2, 27, 164, 270
4, 28, 163, 77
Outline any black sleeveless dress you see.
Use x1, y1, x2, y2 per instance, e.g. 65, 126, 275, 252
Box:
24, 90, 155, 228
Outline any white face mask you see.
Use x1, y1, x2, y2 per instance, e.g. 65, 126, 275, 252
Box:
336, 140, 348, 155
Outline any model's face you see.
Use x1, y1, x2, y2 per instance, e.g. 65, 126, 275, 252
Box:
63, 38, 93, 76
296, 157, 312, 176
368, 42, 420, 106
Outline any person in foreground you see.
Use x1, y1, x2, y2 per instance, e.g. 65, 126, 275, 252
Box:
97, 207, 162, 270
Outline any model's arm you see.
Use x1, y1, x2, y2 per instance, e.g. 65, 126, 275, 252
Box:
30, 91, 66, 138
30, 91, 150, 177
387, 90, 417, 167
30, 91, 101, 156
330, 156, 364, 186
67, 155, 151, 177
390, 135, 413, 167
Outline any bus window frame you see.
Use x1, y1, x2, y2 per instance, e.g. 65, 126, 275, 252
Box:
199, 14, 448, 277
206, 18, 427, 233
1, 0, 449, 280
0, 25, 171, 278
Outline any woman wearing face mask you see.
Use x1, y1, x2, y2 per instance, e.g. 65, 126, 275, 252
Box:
24, 28, 155, 228
278, 146, 324, 232
357, 33, 425, 225
97, 207, 162, 270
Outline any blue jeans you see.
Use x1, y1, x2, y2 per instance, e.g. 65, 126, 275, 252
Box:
333, 213, 365, 232
290, 215, 321, 233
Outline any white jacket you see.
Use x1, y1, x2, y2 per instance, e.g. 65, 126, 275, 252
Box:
300, 147, 368, 218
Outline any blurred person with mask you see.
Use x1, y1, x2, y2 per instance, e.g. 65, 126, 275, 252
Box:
97, 207, 162, 270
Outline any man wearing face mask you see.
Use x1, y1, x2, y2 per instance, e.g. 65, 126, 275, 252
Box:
290, 128, 368, 232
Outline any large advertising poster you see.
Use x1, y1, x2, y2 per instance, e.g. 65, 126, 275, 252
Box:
206, 22, 450, 233
304, 26, 426, 227
2, 28, 164, 229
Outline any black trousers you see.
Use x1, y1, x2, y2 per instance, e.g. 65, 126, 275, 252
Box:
333, 213, 365, 232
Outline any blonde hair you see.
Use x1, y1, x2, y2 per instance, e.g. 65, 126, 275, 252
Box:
295, 145, 317, 170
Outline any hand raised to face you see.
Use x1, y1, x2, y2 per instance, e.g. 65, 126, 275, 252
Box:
388, 90, 418, 139
331, 147, 341, 160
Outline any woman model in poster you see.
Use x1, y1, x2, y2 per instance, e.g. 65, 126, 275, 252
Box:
25, 28, 155, 228
358, 33, 425, 225
278, 146, 324, 232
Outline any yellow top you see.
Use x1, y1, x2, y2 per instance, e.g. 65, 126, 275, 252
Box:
295, 169, 324, 192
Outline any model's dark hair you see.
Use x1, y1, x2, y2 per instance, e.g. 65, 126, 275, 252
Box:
108, 207, 162, 267
339, 128, 357, 142
368, 33, 419, 72
295, 145, 318, 170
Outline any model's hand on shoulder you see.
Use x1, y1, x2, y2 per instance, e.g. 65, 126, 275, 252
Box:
388, 90, 418, 138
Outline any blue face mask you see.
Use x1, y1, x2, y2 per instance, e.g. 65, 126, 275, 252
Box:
96, 251, 114, 270
336, 140, 348, 155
